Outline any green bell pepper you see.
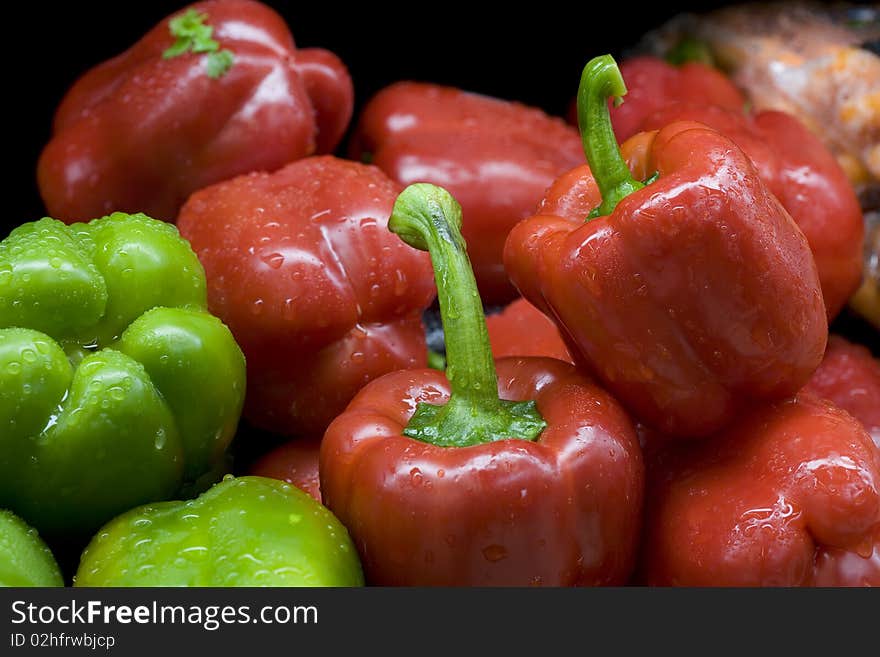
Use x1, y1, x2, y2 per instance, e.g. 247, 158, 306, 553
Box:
0, 508, 63, 587
74, 476, 364, 587
0, 213, 246, 540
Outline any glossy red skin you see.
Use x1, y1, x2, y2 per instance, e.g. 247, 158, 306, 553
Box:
38, 0, 353, 223
320, 358, 644, 586
177, 156, 436, 437
637, 104, 864, 320
504, 121, 828, 439
486, 298, 573, 363
350, 82, 584, 304
640, 394, 880, 586
248, 436, 322, 502
805, 335, 880, 585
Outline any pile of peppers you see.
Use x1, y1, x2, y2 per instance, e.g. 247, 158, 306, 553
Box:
2, 0, 878, 588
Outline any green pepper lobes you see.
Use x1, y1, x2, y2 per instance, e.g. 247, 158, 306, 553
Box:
75, 476, 364, 586
0, 508, 63, 587
0, 213, 246, 539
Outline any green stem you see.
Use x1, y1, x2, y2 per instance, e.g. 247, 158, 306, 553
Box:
577, 54, 645, 219
388, 184, 546, 448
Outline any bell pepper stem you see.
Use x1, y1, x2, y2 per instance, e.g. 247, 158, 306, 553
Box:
389, 184, 546, 448
577, 54, 645, 219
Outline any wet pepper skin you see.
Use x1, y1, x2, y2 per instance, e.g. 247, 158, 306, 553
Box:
804, 335, 880, 586
505, 121, 827, 438
0, 509, 63, 587
0, 213, 245, 539
75, 476, 363, 586
38, 0, 353, 223
640, 394, 880, 586
177, 156, 436, 437
350, 82, 584, 304
321, 359, 644, 586
636, 103, 864, 320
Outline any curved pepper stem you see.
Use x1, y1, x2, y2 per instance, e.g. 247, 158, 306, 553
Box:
577, 54, 645, 219
389, 184, 546, 448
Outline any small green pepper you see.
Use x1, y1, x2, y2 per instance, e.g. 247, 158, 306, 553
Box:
0, 213, 246, 539
0, 508, 63, 587
74, 476, 364, 587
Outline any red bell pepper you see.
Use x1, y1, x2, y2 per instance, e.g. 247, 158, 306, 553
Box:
177, 156, 436, 437
804, 334, 880, 585
320, 184, 644, 586
486, 298, 573, 363
504, 55, 827, 438
634, 103, 864, 320
640, 393, 880, 586
38, 0, 353, 223
349, 82, 584, 304
248, 435, 322, 502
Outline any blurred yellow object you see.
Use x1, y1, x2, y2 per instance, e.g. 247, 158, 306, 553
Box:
642, 2, 880, 195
